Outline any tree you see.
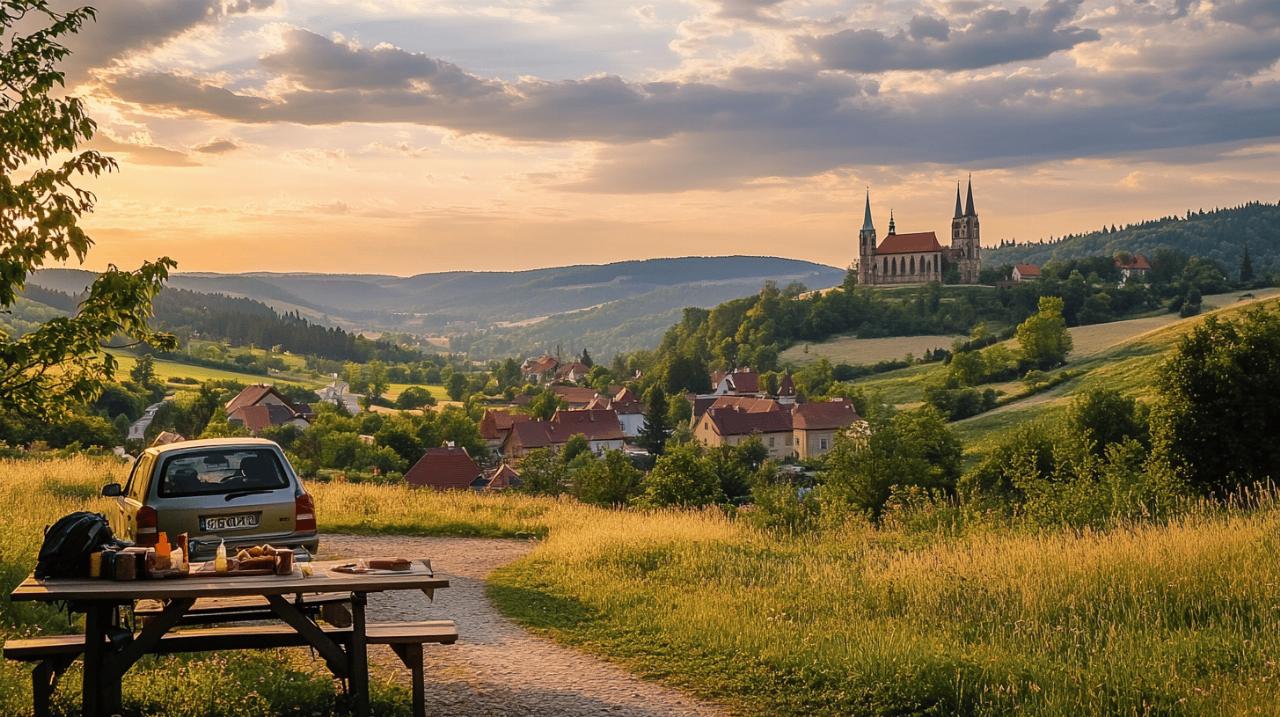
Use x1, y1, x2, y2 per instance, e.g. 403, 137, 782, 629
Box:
516, 449, 565, 495
572, 450, 643, 506
1, 3, 175, 419
579, 348, 593, 368
1150, 309, 1280, 495
129, 354, 157, 387
528, 389, 563, 420
637, 386, 670, 455
394, 386, 435, 409
819, 406, 961, 516
1016, 296, 1073, 369
561, 434, 591, 463
1240, 243, 1255, 283
637, 442, 723, 507
1067, 388, 1147, 456
446, 372, 468, 401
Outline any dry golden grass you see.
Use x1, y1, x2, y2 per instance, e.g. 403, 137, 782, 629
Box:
781, 334, 963, 366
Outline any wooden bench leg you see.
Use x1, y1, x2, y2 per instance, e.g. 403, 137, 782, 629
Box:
389, 643, 425, 717
31, 653, 77, 717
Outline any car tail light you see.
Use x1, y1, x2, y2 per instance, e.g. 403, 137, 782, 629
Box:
136, 505, 159, 546
295, 493, 316, 532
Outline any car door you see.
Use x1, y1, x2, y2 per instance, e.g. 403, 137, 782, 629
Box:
113, 453, 153, 541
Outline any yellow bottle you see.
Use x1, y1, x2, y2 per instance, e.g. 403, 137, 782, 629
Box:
215, 540, 228, 574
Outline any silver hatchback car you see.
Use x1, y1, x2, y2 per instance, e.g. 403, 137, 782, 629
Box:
102, 437, 319, 561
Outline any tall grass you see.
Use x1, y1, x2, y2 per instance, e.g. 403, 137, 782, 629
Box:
7, 456, 1280, 715
488, 500, 1280, 715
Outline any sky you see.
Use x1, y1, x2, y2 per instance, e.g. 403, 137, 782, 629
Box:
31, 0, 1280, 274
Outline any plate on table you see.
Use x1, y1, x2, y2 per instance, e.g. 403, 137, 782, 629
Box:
331, 559, 418, 575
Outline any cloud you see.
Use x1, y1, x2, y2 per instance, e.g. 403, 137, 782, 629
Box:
99, 10, 1280, 192
90, 135, 198, 167
1211, 0, 1280, 29
45, 0, 276, 85
804, 0, 1100, 72
711, 0, 788, 25
193, 138, 241, 154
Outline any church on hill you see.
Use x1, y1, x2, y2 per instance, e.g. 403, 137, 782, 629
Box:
855, 178, 982, 286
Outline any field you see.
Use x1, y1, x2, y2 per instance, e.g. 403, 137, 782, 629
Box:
383, 383, 448, 402
105, 349, 321, 389
780, 334, 963, 366
6, 458, 1280, 715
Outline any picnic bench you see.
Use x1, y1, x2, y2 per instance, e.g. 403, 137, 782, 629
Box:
6, 559, 453, 717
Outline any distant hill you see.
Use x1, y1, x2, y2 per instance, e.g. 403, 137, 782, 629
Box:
33, 256, 844, 359
984, 202, 1280, 277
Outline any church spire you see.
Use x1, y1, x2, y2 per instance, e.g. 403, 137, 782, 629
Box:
887, 209, 896, 235
861, 189, 874, 232
954, 182, 963, 218
964, 174, 976, 216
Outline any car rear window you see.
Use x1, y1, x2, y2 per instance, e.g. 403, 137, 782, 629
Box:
158, 448, 290, 498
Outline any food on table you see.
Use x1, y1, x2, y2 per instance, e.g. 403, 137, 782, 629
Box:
368, 558, 413, 572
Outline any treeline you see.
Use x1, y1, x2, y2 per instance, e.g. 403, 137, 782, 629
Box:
21, 284, 424, 364
987, 201, 1280, 277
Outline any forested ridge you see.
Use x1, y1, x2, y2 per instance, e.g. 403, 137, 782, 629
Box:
16, 285, 422, 363
985, 201, 1280, 275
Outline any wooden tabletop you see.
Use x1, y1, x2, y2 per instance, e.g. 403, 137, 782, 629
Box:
10, 560, 449, 602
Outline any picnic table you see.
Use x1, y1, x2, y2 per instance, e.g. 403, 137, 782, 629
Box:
8, 559, 451, 717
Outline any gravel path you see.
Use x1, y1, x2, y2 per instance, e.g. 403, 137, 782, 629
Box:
319, 534, 726, 717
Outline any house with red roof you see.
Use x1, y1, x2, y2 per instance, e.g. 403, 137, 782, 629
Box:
710, 367, 763, 396
791, 398, 862, 459
479, 409, 532, 451
555, 361, 592, 383
479, 464, 522, 491
225, 384, 310, 435
694, 404, 795, 460
550, 385, 602, 409
521, 355, 560, 383
1115, 254, 1151, 283
585, 386, 646, 436
404, 446, 484, 490
501, 408, 626, 459
1012, 263, 1041, 282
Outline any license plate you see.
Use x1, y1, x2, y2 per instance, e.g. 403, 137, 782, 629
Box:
200, 513, 260, 532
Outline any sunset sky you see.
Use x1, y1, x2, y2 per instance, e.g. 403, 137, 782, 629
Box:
41, 0, 1280, 274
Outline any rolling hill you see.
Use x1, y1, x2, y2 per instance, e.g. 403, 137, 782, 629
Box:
33, 256, 844, 358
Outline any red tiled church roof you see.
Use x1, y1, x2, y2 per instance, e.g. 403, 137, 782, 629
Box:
877, 231, 942, 255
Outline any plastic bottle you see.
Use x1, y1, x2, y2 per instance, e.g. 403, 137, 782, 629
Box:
215, 539, 228, 573
172, 547, 184, 573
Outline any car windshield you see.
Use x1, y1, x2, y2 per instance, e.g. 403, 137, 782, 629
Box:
158, 448, 289, 498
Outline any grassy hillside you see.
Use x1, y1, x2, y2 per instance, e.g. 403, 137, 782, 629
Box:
985, 201, 1280, 276
781, 333, 964, 366
950, 288, 1280, 455
104, 349, 321, 389
8, 458, 1280, 716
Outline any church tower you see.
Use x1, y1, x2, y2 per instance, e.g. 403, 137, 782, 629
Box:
950, 176, 981, 283
858, 190, 877, 285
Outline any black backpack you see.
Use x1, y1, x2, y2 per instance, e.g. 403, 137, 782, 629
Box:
35, 512, 126, 579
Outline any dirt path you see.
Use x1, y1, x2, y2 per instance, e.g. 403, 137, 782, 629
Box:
319, 534, 727, 717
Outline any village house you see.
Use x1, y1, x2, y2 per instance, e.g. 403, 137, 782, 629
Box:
710, 367, 763, 396
1012, 263, 1041, 282
585, 386, 646, 436
521, 355, 559, 383
691, 394, 782, 424
478, 464, 522, 491
403, 445, 484, 490
479, 409, 532, 451
315, 374, 362, 414
694, 403, 794, 461
550, 385, 601, 410
791, 399, 862, 460
555, 361, 591, 383
501, 408, 626, 458
225, 384, 311, 435
1116, 254, 1151, 283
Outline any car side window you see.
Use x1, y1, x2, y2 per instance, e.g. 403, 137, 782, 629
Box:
128, 455, 154, 500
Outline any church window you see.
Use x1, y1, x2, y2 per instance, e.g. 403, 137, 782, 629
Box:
910, 256, 915, 274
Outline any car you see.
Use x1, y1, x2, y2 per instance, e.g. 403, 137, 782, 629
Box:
101, 437, 319, 561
